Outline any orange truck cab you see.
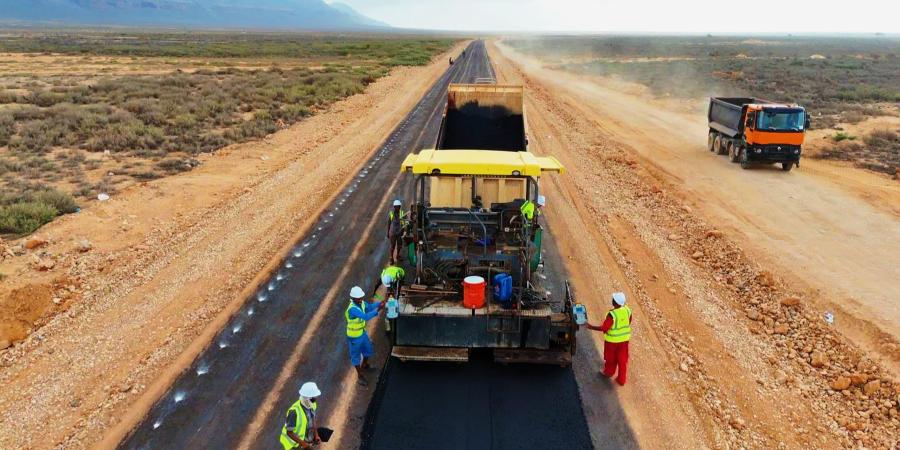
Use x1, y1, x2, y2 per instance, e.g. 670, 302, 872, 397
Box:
707, 97, 809, 171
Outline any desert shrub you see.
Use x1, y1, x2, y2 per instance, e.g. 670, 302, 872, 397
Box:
0, 113, 12, 146
0, 201, 58, 234
833, 132, 856, 142
170, 113, 198, 133
836, 85, 900, 102
85, 121, 164, 152
9, 120, 67, 152
130, 170, 163, 180
0, 157, 23, 173
0, 90, 17, 104
155, 158, 194, 174
225, 117, 277, 141
31, 188, 78, 214
273, 104, 311, 122
864, 128, 898, 146
11, 105, 46, 121
21, 90, 69, 107
842, 111, 868, 124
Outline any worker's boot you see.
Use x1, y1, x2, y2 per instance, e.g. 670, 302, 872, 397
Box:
356, 366, 368, 386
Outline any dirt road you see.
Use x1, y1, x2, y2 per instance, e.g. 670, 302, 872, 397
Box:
494, 42, 900, 371
489, 40, 898, 449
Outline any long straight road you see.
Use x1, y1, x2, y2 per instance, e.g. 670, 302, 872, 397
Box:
120, 40, 628, 450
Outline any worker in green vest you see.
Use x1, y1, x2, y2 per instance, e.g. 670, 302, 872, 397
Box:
374, 264, 406, 299
520, 195, 546, 223
279, 382, 321, 449
585, 292, 632, 386
387, 199, 409, 263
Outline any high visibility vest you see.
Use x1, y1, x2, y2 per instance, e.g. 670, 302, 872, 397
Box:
520, 201, 535, 220
280, 399, 317, 449
389, 209, 408, 225
604, 305, 632, 343
345, 301, 367, 338
381, 265, 405, 282
520, 201, 541, 221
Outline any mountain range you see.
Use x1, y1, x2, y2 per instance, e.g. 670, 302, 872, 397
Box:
0, 0, 391, 30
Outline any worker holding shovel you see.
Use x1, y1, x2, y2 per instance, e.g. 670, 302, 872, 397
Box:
585, 292, 632, 386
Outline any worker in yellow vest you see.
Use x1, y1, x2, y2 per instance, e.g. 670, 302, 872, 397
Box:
345, 286, 383, 386
585, 292, 632, 386
387, 199, 409, 263
279, 382, 321, 449
520, 195, 545, 225
374, 264, 406, 299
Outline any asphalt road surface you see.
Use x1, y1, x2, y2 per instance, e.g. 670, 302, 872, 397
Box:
120, 40, 632, 450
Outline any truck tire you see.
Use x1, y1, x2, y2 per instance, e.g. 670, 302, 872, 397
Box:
713, 136, 723, 155
739, 148, 752, 170
727, 142, 739, 162
708, 131, 717, 152
781, 162, 793, 172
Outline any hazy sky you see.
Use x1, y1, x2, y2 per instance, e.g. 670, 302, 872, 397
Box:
330, 0, 899, 33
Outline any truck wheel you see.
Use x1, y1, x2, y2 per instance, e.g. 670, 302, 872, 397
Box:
727, 142, 739, 162
739, 148, 752, 170
781, 162, 793, 172
707, 131, 717, 152
713, 136, 723, 155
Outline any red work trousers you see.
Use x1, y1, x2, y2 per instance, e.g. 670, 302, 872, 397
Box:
602, 340, 629, 385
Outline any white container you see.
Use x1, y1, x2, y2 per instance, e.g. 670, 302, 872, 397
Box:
573, 304, 588, 326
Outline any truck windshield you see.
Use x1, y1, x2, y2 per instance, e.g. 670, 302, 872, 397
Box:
757, 109, 805, 131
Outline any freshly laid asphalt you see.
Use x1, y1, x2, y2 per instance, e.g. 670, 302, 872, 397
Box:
120, 40, 635, 450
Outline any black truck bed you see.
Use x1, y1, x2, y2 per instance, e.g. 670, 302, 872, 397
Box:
437, 84, 527, 152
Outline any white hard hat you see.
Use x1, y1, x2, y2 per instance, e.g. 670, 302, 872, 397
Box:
381, 274, 394, 286
536, 195, 546, 206
350, 286, 366, 299
299, 382, 321, 398
393, 199, 402, 206
612, 292, 627, 306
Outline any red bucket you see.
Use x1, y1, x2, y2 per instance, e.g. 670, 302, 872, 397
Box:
463, 276, 486, 309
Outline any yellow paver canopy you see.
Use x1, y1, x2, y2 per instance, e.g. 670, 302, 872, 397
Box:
401, 150, 564, 177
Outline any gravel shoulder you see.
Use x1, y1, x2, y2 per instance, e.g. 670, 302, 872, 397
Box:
490, 40, 899, 449
0, 43, 465, 450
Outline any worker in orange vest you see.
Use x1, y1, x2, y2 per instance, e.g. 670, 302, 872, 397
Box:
585, 292, 632, 386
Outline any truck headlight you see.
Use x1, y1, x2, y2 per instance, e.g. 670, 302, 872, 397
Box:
755, 148, 762, 154
794, 149, 799, 154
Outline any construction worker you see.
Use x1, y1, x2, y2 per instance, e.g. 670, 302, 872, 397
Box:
386, 199, 408, 263
280, 382, 321, 449
374, 264, 406, 299
585, 292, 632, 386
520, 195, 546, 223
345, 285, 383, 386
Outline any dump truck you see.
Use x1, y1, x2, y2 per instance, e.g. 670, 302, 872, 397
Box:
707, 97, 809, 171
388, 84, 578, 365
